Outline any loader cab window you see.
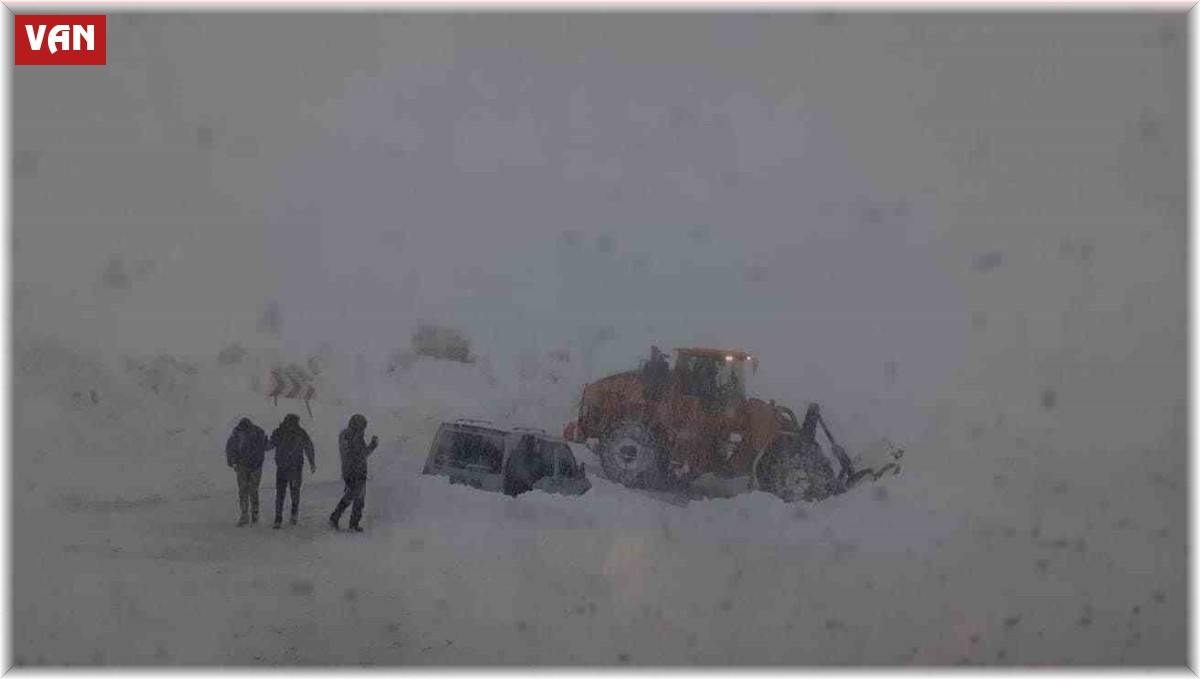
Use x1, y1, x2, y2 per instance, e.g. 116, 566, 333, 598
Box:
716, 359, 747, 404
677, 354, 723, 407
674, 353, 749, 412
675, 354, 716, 399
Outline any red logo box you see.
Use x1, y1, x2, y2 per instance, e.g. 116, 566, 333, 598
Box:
15, 15, 106, 65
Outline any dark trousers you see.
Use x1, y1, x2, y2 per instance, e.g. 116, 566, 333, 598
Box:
275, 466, 303, 521
235, 465, 263, 519
331, 475, 367, 527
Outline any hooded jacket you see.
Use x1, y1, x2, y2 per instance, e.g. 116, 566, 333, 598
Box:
270, 414, 315, 471
338, 414, 378, 481
226, 418, 270, 470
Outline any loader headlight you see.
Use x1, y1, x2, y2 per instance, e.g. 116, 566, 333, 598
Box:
725, 355, 734, 362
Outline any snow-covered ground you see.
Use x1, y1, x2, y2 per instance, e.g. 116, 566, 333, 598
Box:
12, 332, 1184, 665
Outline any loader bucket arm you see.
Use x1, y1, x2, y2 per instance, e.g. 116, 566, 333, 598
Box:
813, 405, 904, 490
815, 410, 855, 481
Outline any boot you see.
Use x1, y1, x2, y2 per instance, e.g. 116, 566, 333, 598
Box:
273, 516, 282, 529
330, 499, 349, 530
251, 512, 259, 524
348, 524, 364, 533
289, 514, 298, 526
237, 514, 249, 527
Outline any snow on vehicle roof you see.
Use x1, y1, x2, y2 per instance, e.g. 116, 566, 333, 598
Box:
447, 419, 567, 442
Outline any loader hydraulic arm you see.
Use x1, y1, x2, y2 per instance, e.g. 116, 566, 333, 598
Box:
807, 403, 900, 487
811, 406, 856, 483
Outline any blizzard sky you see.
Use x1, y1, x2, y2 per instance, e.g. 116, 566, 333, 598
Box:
12, 13, 1187, 666
16, 14, 989, 441
16, 15, 1184, 435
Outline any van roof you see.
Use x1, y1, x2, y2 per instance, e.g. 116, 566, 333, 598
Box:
442, 419, 567, 443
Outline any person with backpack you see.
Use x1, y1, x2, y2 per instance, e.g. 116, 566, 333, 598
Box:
329, 414, 378, 532
268, 413, 316, 529
225, 417, 272, 526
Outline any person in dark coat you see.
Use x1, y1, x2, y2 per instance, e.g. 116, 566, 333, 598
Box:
329, 414, 378, 532
226, 417, 272, 526
269, 413, 316, 528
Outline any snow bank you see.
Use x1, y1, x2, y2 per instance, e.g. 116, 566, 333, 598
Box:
12, 328, 1184, 665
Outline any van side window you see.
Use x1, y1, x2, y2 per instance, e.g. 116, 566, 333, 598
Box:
449, 433, 482, 468
432, 428, 456, 466
479, 435, 504, 473
444, 429, 506, 473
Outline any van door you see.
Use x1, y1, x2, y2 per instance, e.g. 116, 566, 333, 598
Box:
533, 441, 592, 496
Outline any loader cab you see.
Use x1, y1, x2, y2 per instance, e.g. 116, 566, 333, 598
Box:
673, 348, 756, 413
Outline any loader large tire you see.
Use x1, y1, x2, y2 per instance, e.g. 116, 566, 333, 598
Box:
757, 439, 838, 503
597, 422, 668, 490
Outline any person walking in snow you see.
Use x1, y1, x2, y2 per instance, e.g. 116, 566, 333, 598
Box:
329, 414, 378, 532
269, 413, 316, 529
225, 417, 272, 526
